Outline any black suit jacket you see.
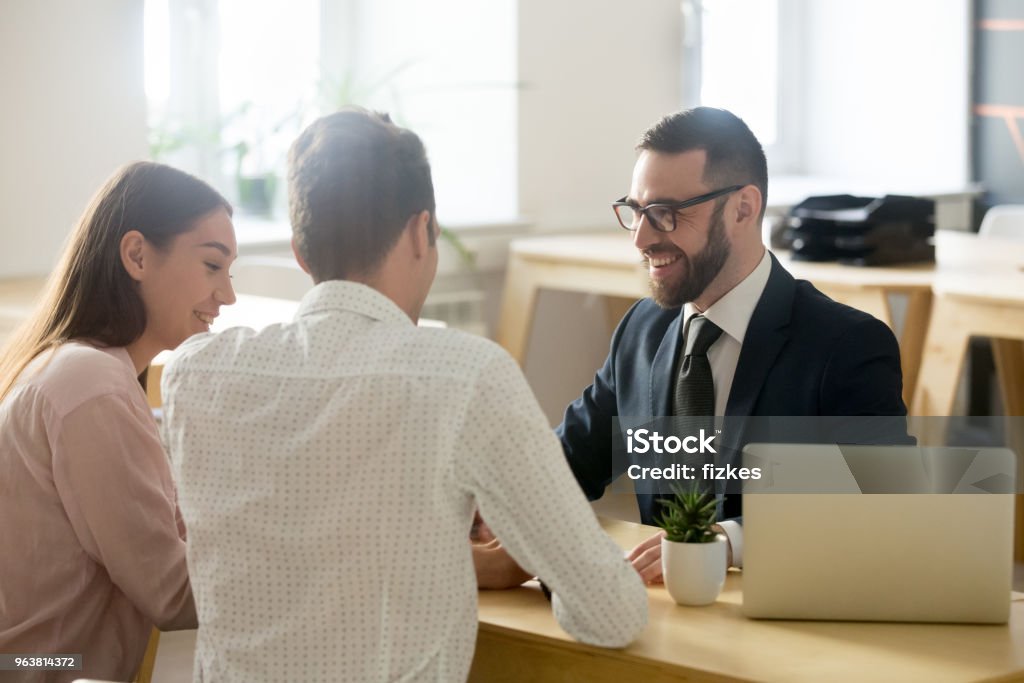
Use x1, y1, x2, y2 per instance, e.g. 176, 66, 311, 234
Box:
556, 253, 908, 524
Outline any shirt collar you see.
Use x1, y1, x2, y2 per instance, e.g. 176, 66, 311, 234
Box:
295, 280, 413, 326
106, 345, 138, 373
70, 340, 137, 375
683, 248, 772, 345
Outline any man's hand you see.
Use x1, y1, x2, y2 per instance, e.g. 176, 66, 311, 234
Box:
712, 524, 734, 568
627, 526, 733, 584
472, 538, 533, 589
470, 511, 531, 589
470, 510, 496, 543
627, 530, 666, 584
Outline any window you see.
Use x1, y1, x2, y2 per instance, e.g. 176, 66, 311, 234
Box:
683, 0, 968, 191
682, 0, 802, 174
144, 0, 517, 228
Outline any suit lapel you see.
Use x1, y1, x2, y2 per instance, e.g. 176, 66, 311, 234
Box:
650, 310, 684, 416
724, 253, 795, 449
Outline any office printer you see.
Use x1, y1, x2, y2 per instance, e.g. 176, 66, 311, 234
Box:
786, 194, 935, 266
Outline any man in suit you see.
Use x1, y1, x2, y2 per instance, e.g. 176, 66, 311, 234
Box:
557, 107, 907, 581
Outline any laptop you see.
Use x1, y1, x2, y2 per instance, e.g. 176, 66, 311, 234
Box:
740, 444, 1017, 624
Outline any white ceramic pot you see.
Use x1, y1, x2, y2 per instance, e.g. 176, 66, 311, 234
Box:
661, 534, 727, 606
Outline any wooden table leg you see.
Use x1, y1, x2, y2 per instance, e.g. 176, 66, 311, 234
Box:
496, 253, 541, 366
992, 339, 1024, 562
911, 296, 972, 417
898, 289, 933, 410
145, 365, 163, 409
814, 286, 893, 327
992, 339, 1024, 417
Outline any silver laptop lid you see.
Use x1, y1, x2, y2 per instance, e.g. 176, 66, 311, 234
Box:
741, 444, 1016, 624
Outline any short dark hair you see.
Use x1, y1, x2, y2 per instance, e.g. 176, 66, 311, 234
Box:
638, 107, 768, 220
288, 108, 436, 281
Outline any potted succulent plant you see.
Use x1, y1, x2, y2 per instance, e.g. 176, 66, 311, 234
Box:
657, 483, 728, 606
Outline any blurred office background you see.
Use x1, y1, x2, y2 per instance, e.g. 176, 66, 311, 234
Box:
2, 0, 1022, 423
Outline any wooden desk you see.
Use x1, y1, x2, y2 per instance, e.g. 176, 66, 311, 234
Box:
472, 518, 1024, 683
496, 234, 648, 364
912, 232, 1024, 420
911, 269, 1024, 562
496, 234, 933, 405
913, 271, 1024, 418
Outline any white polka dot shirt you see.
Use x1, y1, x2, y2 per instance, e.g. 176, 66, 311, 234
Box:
161, 280, 647, 683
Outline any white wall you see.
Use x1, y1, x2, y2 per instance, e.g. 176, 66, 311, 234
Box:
800, 0, 970, 190
518, 0, 684, 232
0, 0, 148, 278
346, 0, 519, 225
515, 0, 685, 423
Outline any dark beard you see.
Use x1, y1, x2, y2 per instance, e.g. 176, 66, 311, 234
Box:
649, 205, 730, 309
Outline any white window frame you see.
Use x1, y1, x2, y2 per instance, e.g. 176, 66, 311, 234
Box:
681, 0, 805, 176
149, 0, 518, 232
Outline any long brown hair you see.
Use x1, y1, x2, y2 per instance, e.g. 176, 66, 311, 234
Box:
0, 161, 231, 402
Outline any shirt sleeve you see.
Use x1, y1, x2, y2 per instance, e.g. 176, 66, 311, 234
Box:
453, 350, 647, 648
717, 519, 744, 568
51, 393, 197, 631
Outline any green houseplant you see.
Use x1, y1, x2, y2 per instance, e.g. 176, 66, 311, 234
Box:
657, 483, 718, 543
656, 483, 728, 605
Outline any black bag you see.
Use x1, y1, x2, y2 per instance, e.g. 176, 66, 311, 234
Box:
786, 194, 935, 266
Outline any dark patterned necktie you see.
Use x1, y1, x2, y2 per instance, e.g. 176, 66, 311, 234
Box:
672, 315, 723, 417
666, 314, 723, 501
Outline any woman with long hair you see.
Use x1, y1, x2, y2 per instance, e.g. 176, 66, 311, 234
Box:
0, 161, 236, 682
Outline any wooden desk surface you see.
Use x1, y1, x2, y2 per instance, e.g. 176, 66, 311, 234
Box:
473, 518, 1024, 683
931, 270, 1024, 305
506, 229, 1024, 286
506, 232, 937, 291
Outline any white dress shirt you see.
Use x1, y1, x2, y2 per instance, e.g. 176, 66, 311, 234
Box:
682, 248, 772, 566
162, 281, 646, 683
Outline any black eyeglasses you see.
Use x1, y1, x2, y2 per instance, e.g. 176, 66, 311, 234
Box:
612, 185, 744, 233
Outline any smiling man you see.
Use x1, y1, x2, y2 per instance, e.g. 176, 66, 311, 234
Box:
553, 107, 908, 582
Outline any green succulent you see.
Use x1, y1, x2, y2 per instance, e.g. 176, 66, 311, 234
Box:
656, 483, 718, 544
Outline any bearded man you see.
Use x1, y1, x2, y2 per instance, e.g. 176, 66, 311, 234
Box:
553, 107, 907, 582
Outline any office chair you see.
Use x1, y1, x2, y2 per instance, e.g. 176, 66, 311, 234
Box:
979, 204, 1024, 240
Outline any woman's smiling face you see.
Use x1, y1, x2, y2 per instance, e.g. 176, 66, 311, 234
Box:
134, 206, 238, 351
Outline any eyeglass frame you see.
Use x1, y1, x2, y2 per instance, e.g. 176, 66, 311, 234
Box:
611, 184, 745, 233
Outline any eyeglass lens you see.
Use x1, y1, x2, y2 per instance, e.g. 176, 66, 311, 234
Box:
615, 204, 674, 232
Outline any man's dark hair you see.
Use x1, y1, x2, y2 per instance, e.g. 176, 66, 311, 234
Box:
638, 107, 768, 221
288, 107, 436, 282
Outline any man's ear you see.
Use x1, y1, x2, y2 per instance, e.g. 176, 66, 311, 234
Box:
120, 230, 147, 282
407, 210, 432, 259
291, 236, 312, 275
734, 185, 762, 229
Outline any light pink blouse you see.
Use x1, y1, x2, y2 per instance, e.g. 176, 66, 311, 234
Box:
0, 342, 195, 683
